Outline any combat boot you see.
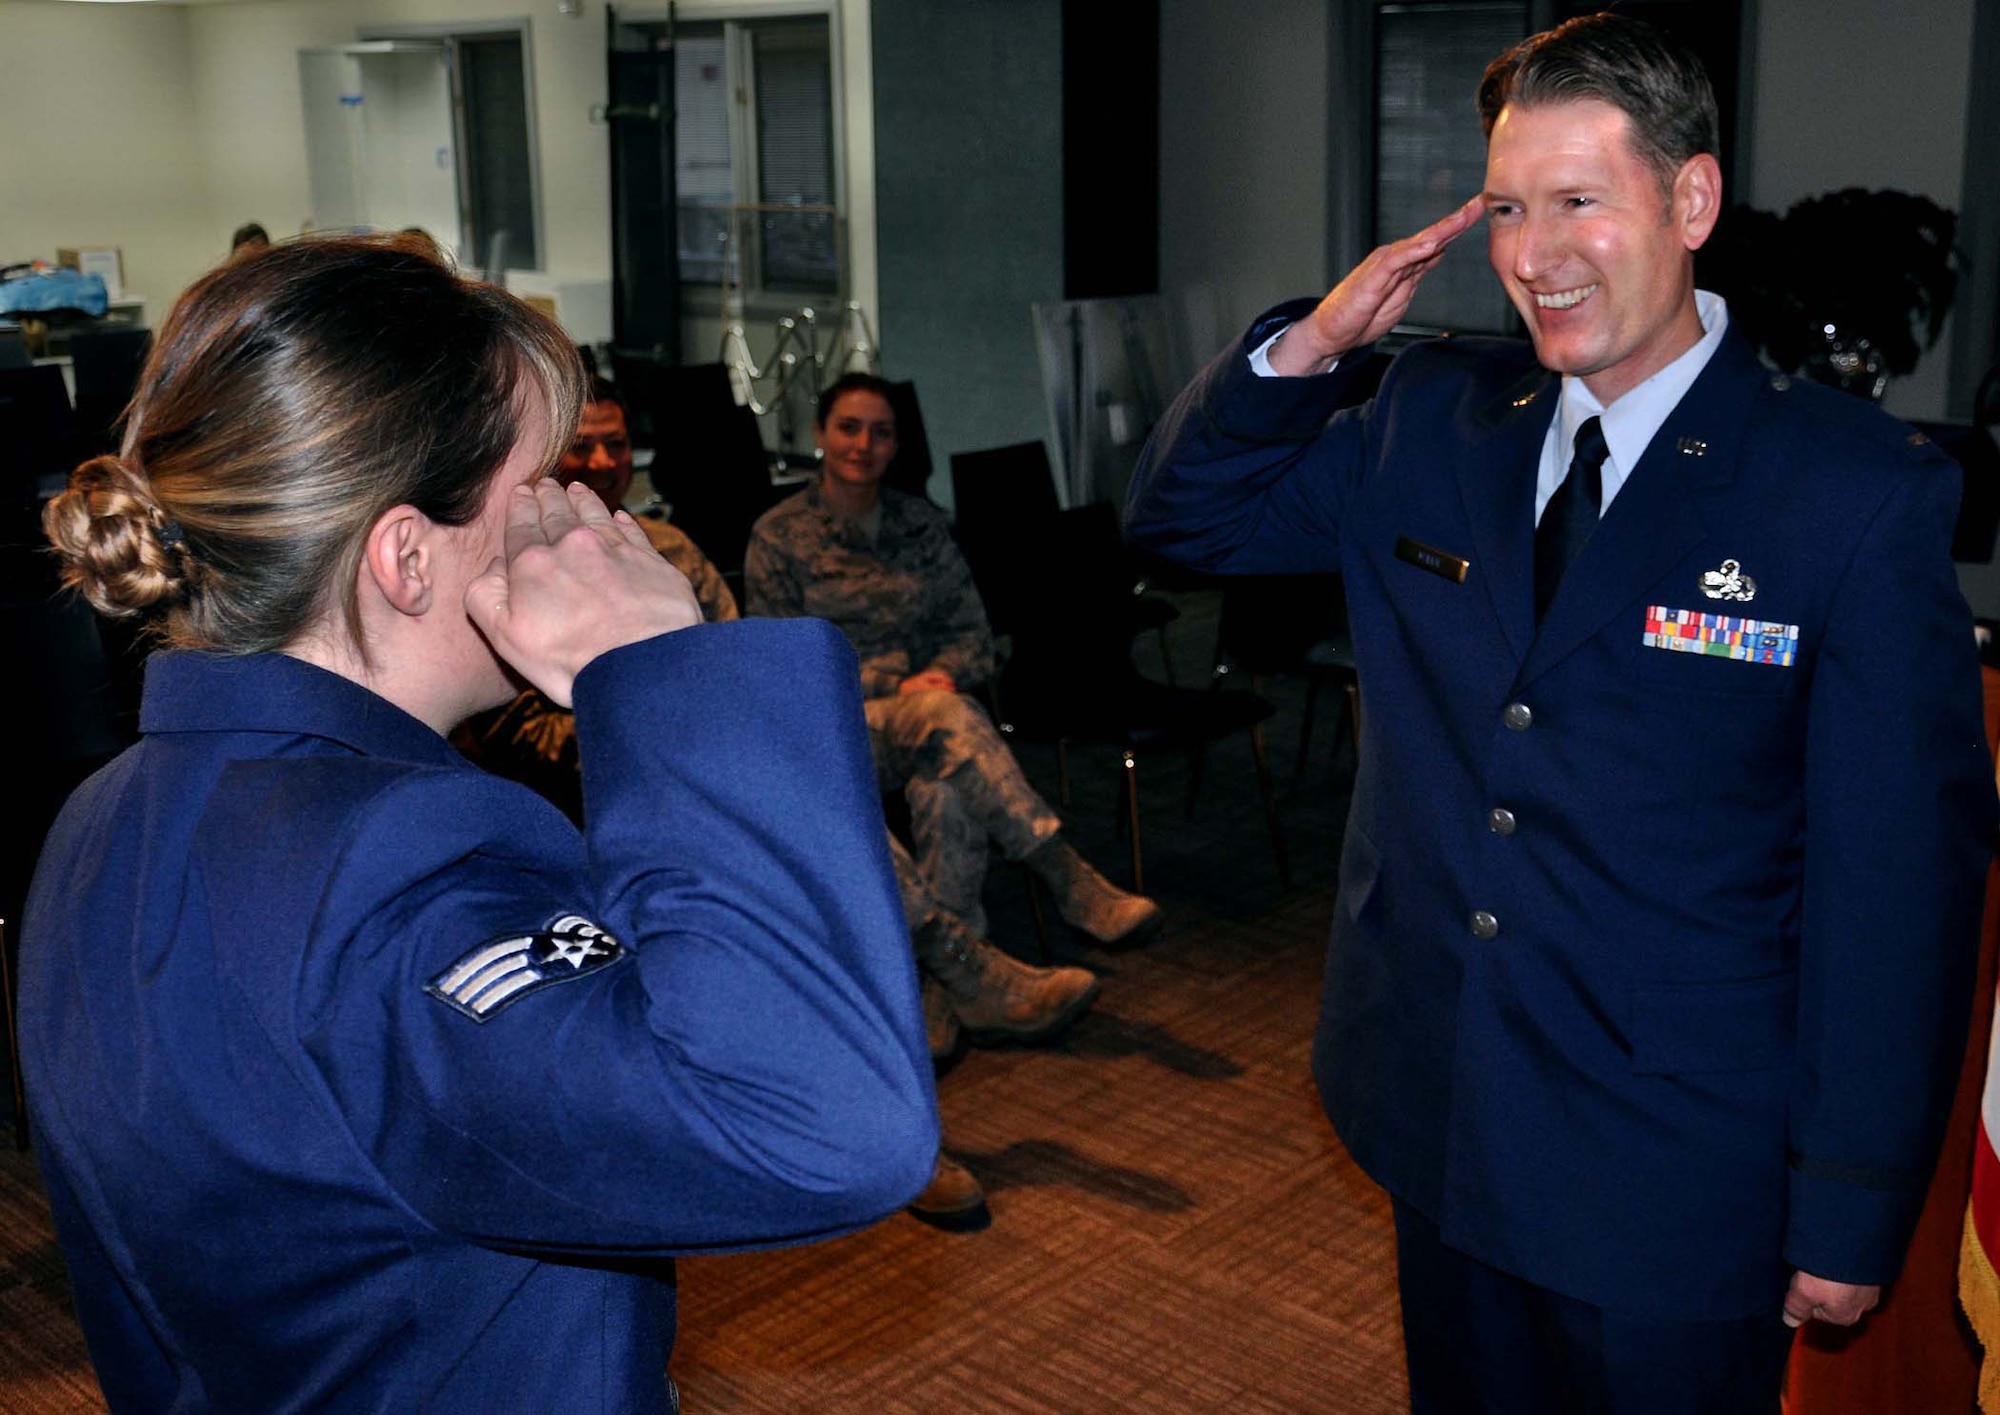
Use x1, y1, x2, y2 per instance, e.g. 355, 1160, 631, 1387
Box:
914, 911, 1100, 1047
1023, 838, 1164, 949
907, 1151, 990, 1232
922, 976, 962, 1064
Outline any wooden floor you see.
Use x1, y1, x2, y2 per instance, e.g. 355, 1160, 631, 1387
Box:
0, 593, 1411, 1412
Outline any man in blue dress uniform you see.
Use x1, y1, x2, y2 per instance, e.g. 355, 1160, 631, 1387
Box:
1127, 14, 1993, 1411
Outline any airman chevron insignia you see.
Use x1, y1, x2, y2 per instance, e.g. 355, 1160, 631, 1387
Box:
426, 914, 627, 1022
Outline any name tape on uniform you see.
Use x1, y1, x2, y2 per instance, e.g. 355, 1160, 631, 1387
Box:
1394, 535, 1471, 584
1643, 605, 1798, 667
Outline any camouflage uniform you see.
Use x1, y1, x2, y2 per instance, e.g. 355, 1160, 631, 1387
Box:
456, 517, 738, 822
745, 480, 1061, 933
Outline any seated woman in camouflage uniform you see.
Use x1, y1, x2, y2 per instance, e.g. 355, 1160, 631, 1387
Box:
744, 374, 1164, 1057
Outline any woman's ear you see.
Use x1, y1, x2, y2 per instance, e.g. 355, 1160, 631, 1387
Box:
361, 505, 436, 617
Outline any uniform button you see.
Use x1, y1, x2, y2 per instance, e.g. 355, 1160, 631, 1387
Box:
1488, 807, 1516, 835
1502, 702, 1533, 731
1469, 910, 1500, 940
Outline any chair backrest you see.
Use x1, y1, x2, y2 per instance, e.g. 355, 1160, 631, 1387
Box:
621, 360, 775, 574
0, 329, 30, 371
1214, 573, 1350, 675
880, 379, 934, 501
1976, 361, 1999, 432
0, 366, 78, 512
949, 440, 1063, 636
68, 326, 151, 459
608, 347, 671, 449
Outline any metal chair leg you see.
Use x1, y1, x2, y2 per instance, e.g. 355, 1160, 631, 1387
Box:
1296, 671, 1322, 777
1122, 749, 1144, 893
1247, 728, 1292, 890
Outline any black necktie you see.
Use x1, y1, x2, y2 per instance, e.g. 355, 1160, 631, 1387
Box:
1534, 415, 1609, 621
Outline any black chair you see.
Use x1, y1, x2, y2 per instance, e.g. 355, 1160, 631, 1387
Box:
69, 326, 151, 459
1212, 573, 1361, 776
949, 441, 1062, 637
615, 358, 784, 574
880, 379, 935, 501
0, 329, 30, 370
1906, 417, 2000, 564
995, 503, 1289, 893
1, 535, 131, 1150
1976, 360, 2000, 431
950, 440, 1179, 680
0, 365, 79, 512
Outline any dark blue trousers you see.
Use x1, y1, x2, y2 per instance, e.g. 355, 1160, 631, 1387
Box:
1392, 1199, 1795, 1415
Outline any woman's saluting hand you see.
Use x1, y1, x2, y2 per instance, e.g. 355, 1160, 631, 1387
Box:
467, 478, 703, 707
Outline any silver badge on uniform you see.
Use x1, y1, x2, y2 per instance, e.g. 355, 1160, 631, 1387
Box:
427, 914, 628, 1022
1699, 558, 1757, 602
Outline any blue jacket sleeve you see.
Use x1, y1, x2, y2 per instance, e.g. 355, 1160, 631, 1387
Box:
303, 619, 937, 1256
1123, 299, 1379, 575
1784, 447, 1995, 1283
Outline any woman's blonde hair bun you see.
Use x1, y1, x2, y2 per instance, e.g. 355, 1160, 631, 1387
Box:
43, 454, 192, 619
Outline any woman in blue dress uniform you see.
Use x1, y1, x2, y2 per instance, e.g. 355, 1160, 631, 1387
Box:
23, 234, 938, 1413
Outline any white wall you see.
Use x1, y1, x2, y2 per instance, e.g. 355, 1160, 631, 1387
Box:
4, 0, 877, 345
1157, 0, 1328, 349
0, 2, 223, 317
186, 0, 617, 292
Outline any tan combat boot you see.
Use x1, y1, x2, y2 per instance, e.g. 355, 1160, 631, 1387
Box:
922, 976, 962, 1063
914, 911, 1100, 1047
907, 1151, 990, 1232
1023, 838, 1165, 949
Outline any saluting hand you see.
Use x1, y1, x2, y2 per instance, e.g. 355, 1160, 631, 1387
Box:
1267, 196, 1486, 377
465, 478, 703, 707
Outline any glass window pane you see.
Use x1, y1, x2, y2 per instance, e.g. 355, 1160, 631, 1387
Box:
676, 28, 733, 285
1375, 2, 1525, 334
754, 20, 837, 292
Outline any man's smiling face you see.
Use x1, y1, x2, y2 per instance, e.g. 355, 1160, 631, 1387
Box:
1483, 97, 1718, 405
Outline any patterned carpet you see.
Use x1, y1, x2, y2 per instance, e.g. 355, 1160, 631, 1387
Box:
0, 590, 1410, 1412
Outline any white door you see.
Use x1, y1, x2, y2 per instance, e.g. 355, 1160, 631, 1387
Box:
298, 43, 464, 261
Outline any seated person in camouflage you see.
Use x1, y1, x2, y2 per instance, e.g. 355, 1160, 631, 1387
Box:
745, 373, 1164, 1048
469, 376, 1096, 1233
564, 378, 738, 611
458, 380, 738, 818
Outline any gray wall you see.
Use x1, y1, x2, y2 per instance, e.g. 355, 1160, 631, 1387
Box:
1158, 0, 1330, 350
872, 0, 1065, 505
1154, 0, 2000, 612
1746, 0, 1978, 427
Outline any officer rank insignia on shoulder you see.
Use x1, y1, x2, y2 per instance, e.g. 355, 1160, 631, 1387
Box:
426, 914, 629, 1022
1644, 606, 1799, 667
